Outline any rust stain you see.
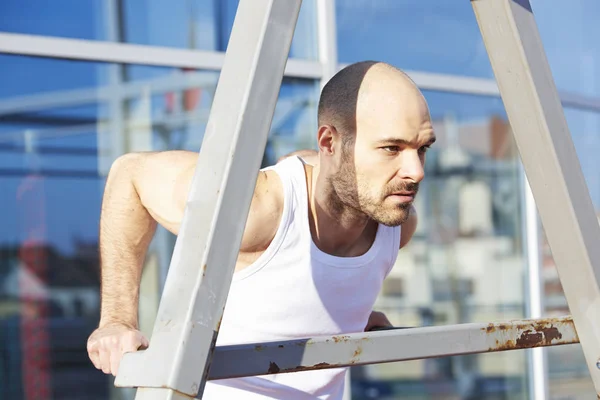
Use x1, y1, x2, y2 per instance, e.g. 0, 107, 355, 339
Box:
494, 339, 516, 351
268, 362, 280, 374
332, 335, 351, 343
255, 345, 264, 352
484, 316, 577, 352
516, 327, 563, 348
284, 362, 333, 373
353, 346, 363, 358
543, 326, 563, 342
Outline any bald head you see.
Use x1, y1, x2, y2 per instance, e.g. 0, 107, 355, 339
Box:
318, 61, 426, 144
315, 61, 434, 228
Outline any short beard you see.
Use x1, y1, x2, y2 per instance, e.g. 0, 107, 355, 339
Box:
328, 141, 418, 227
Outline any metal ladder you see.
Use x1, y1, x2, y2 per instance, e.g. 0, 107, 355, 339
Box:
114, 0, 600, 398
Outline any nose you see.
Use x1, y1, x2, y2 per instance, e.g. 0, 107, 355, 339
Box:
399, 150, 425, 183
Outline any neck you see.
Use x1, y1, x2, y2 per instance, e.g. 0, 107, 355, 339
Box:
308, 165, 376, 257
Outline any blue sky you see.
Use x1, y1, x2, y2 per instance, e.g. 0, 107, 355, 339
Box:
0, 0, 599, 253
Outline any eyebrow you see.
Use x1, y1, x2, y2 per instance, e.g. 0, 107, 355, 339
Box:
374, 136, 437, 146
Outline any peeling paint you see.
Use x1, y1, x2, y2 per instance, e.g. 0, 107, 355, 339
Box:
332, 335, 350, 343
268, 362, 280, 374
484, 316, 578, 351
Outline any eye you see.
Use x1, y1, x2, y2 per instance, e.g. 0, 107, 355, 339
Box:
418, 145, 431, 154
381, 146, 400, 154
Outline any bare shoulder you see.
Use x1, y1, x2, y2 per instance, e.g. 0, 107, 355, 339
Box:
114, 150, 198, 235
119, 150, 284, 250
239, 168, 285, 254
399, 206, 418, 249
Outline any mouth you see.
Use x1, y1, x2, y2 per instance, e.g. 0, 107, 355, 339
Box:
388, 192, 416, 203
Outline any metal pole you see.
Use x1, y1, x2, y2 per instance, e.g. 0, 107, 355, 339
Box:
472, 0, 600, 394
207, 317, 578, 380
114, 0, 303, 398
522, 171, 548, 400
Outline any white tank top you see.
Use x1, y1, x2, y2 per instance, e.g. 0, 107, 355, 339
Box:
203, 156, 402, 399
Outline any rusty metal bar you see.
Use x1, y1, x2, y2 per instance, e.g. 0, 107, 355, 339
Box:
207, 316, 579, 380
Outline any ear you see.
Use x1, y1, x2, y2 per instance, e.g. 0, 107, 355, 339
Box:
317, 125, 338, 156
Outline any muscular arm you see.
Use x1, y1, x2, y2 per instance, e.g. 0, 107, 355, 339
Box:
98, 151, 196, 328
90, 150, 282, 375
97, 150, 281, 328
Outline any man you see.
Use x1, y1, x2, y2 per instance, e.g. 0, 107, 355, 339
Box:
87, 61, 435, 399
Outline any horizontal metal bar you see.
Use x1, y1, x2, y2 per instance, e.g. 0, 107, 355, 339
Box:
0, 32, 322, 79
558, 90, 600, 112
207, 316, 579, 380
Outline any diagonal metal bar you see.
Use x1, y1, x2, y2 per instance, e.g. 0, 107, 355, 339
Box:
208, 317, 579, 380
472, 0, 600, 393
113, 0, 303, 398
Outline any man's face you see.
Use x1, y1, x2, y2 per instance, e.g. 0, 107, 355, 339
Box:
329, 89, 435, 227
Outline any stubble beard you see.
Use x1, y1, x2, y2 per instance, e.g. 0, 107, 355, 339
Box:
328, 153, 417, 227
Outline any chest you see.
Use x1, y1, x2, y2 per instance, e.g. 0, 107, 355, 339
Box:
222, 253, 391, 341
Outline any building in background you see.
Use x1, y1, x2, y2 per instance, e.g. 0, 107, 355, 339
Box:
0, 0, 599, 399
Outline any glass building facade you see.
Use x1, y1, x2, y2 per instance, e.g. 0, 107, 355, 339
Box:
0, 0, 599, 399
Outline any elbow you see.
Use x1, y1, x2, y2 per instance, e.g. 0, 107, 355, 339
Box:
107, 153, 144, 185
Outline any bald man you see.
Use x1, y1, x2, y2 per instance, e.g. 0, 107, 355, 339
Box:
87, 61, 436, 399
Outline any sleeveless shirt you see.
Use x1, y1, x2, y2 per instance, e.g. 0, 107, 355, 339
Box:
202, 156, 402, 399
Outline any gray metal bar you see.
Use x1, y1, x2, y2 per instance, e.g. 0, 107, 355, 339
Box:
0, 32, 322, 78
114, 0, 302, 398
472, 0, 600, 393
522, 171, 548, 400
207, 317, 578, 380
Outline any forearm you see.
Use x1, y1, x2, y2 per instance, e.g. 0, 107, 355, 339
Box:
99, 154, 157, 329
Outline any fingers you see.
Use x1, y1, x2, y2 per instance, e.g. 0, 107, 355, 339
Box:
99, 347, 113, 374
88, 346, 101, 369
87, 328, 149, 376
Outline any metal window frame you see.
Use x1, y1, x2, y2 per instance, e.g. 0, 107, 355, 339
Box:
0, 32, 322, 79
316, 0, 338, 86
521, 170, 548, 400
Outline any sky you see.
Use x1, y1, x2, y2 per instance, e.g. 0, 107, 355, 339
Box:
0, 0, 599, 253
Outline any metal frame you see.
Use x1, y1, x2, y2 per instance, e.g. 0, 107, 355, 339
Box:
0, 32, 322, 79
2, 0, 600, 398
472, 0, 600, 393
112, 0, 600, 397
113, 0, 303, 399
206, 317, 578, 380
317, 0, 338, 86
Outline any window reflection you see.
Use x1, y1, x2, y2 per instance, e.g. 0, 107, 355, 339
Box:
0, 0, 319, 59
531, 0, 600, 96
0, 54, 320, 400
336, 0, 494, 78
540, 108, 600, 399
354, 92, 528, 399
0, 55, 109, 400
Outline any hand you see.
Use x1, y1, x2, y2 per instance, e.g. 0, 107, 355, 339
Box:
87, 322, 149, 376
364, 310, 393, 332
